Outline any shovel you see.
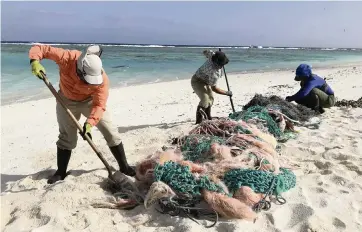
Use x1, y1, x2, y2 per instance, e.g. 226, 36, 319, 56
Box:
40, 72, 123, 185
218, 48, 236, 113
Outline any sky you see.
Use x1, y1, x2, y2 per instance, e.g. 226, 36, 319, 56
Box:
1, 1, 362, 48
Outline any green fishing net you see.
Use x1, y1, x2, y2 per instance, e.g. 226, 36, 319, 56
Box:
154, 161, 225, 196
229, 105, 300, 143
234, 125, 252, 134
180, 135, 226, 162
229, 106, 283, 138
153, 105, 298, 202
154, 161, 296, 198
223, 168, 296, 196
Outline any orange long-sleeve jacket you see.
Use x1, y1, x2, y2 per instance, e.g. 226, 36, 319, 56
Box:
29, 45, 109, 126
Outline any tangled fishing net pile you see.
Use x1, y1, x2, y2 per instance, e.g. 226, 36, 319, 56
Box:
335, 97, 362, 108
92, 98, 309, 228
229, 94, 321, 142
91, 93, 362, 227
133, 117, 297, 226
242, 94, 319, 122
91, 95, 326, 227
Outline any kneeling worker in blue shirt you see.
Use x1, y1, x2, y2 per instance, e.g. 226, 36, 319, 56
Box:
286, 64, 336, 114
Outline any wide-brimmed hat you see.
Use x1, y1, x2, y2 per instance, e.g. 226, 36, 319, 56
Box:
77, 45, 103, 85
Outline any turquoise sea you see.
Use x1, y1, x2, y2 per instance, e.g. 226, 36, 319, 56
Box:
1, 42, 362, 105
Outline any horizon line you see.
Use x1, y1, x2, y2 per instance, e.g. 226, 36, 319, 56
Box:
1, 40, 361, 50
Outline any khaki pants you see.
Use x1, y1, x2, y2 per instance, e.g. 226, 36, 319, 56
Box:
296, 88, 336, 109
56, 90, 121, 150
191, 75, 214, 108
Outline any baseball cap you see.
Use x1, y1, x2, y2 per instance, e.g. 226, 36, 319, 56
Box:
296, 64, 312, 77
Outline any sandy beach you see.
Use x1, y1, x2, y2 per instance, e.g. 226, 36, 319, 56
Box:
1, 64, 362, 232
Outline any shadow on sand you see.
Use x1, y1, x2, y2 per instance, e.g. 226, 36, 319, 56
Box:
117, 120, 193, 134
1, 167, 109, 194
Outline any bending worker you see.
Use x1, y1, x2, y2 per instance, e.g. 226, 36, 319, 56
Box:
29, 44, 136, 184
286, 64, 335, 113
191, 49, 232, 124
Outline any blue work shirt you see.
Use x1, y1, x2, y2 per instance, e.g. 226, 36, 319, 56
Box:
289, 74, 334, 102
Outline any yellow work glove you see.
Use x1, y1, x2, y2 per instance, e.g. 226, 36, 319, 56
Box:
30, 60, 46, 79
80, 122, 93, 140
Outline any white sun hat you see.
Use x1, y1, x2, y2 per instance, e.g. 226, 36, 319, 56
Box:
77, 45, 104, 85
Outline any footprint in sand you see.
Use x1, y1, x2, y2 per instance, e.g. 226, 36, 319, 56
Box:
322, 150, 355, 161
314, 161, 333, 170
329, 174, 349, 186
265, 213, 275, 225
332, 217, 347, 230
319, 199, 328, 208
314, 187, 328, 194
346, 182, 362, 191
312, 160, 334, 176
273, 203, 314, 229
6, 205, 52, 230
351, 139, 362, 155
216, 222, 237, 232
339, 160, 362, 175
29, 206, 52, 226
320, 170, 333, 175
339, 189, 349, 194
308, 146, 326, 156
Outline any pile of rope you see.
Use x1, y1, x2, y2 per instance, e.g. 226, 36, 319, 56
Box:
335, 97, 362, 108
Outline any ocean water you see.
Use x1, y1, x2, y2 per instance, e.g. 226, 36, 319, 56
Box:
1, 42, 362, 105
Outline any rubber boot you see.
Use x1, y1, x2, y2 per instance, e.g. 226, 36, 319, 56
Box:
195, 105, 204, 124
47, 147, 72, 184
109, 142, 136, 177
205, 106, 212, 120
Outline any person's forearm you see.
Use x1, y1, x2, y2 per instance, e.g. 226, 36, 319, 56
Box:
211, 86, 227, 95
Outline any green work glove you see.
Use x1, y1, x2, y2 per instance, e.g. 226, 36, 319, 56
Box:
80, 122, 93, 140
30, 60, 46, 79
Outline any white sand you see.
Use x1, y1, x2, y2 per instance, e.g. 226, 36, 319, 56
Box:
1, 64, 362, 232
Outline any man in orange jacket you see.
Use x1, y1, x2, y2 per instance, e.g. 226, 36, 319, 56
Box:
29, 44, 135, 184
